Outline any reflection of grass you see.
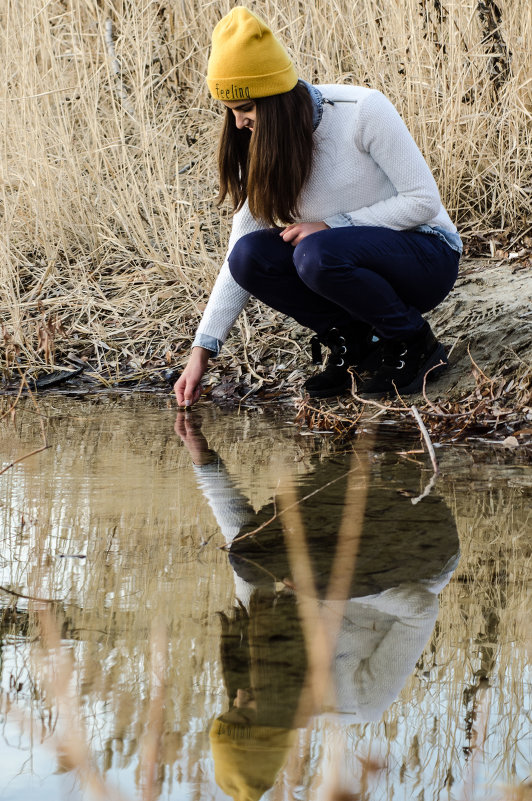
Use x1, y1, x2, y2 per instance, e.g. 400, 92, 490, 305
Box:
279, 439, 371, 713
361, 486, 531, 801
272, 471, 531, 800
0, 405, 530, 799
278, 431, 392, 800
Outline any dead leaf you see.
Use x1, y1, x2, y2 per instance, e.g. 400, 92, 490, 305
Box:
502, 435, 519, 448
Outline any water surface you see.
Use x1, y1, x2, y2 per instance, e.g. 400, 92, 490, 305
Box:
0, 396, 530, 800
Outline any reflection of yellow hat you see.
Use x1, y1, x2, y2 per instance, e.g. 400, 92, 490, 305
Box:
209, 718, 297, 801
207, 7, 298, 101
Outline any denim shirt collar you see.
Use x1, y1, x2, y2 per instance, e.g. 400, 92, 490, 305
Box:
299, 79, 324, 131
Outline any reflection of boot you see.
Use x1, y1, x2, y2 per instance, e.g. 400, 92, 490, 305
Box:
358, 321, 447, 397
304, 325, 381, 399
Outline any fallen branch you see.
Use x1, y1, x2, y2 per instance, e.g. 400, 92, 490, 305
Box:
411, 405, 439, 475
0, 585, 61, 604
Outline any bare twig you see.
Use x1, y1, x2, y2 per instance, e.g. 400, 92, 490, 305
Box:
422, 362, 447, 413
349, 373, 407, 412
0, 586, 61, 604
411, 471, 438, 505
411, 405, 439, 475
0, 375, 25, 422
226, 457, 363, 547
0, 445, 50, 476
0, 374, 50, 475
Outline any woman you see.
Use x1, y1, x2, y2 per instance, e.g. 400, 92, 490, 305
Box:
174, 7, 462, 406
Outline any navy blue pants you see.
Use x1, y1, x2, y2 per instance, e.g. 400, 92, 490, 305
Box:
228, 226, 459, 340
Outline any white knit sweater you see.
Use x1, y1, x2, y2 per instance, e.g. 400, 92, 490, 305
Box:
193, 85, 458, 351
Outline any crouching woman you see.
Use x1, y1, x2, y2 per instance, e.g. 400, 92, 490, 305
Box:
175, 7, 461, 406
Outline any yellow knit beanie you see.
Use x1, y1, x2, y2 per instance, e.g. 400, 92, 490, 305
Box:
207, 7, 298, 101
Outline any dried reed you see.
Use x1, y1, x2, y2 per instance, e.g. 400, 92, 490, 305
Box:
0, 0, 530, 383
278, 435, 373, 800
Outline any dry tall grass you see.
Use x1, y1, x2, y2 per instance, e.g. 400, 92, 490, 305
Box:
1, 0, 531, 374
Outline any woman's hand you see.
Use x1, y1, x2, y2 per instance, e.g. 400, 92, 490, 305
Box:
280, 221, 329, 246
174, 346, 211, 407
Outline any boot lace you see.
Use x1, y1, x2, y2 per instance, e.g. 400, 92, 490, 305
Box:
310, 328, 348, 366
327, 328, 347, 367
383, 341, 408, 370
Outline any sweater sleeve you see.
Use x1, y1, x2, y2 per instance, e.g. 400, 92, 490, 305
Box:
193, 202, 265, 350
340, 91, 443, 230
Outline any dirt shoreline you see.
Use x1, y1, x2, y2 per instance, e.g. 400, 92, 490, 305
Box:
2, 259, 531, 445
426, 258, 531, 399
291, 258, 531, 444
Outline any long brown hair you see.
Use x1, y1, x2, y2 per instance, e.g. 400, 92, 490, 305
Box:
216, 81, 315, 226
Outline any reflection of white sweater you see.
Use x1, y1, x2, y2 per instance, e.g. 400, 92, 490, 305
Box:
193, 460, 458, 723
194, 85, 458, 349
326, 585, 444, 722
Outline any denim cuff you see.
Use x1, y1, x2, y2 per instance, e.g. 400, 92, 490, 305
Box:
324, 212, 355, 228
414, 225, 463, 255
192, 332, 221, 356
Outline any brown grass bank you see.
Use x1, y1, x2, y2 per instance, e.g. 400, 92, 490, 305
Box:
0, 0, 531, 403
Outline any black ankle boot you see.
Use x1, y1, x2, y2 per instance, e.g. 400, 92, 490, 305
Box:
304, 325, 382, 399
357, 322, 447, 397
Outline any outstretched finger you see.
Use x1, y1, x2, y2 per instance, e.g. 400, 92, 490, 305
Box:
174, 376, 194, 407
180, 379, 201, 408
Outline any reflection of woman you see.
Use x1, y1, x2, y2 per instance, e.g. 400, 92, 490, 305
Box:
176, 416, 311, 801
175, 7, 462, 407
210, 590, 308, 801
177, 413, 460, 798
